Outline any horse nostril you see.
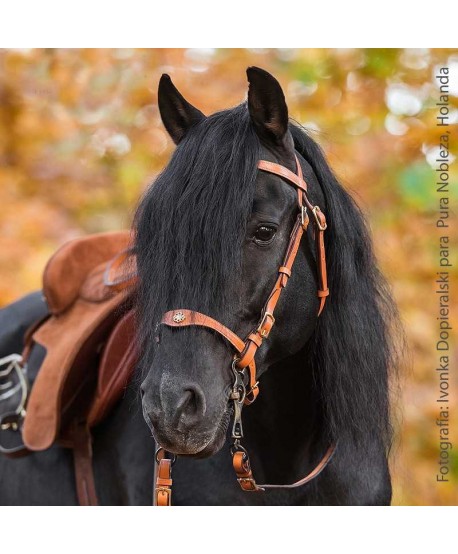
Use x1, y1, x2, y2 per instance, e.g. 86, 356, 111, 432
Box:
176, 385, 206, 429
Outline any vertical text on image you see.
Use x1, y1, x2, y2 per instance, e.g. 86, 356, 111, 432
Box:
435, 66, 452, 484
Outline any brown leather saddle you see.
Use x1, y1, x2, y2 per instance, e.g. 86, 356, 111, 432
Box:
5, 231, 138, 505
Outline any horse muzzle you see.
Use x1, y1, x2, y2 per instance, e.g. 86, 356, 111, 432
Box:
141, 374, 230, 456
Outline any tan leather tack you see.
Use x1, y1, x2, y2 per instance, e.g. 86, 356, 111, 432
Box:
161, 154, 329, 397
103, 248, 137, 292
161, 310, 258, 404
87, 310, 137, 427
22, 293, 128, 451
155, 457, 173, 506
233, 444, 336, 492
258, 159, 308, 194
72, 419, 98, 506
18, 153, 331, 507
43, 232, 132, 315
158, 154, 332, 504
21, 232, 138, 505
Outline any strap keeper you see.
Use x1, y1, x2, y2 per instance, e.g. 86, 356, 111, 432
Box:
317, 289, 330, 298
247, 332, 263, 347
278, 266, 291, 277
279, 266, 291, 288
156, 478, 173, 486
301, 205, 309, 229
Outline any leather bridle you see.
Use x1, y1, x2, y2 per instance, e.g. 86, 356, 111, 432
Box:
154, 155, 335, 506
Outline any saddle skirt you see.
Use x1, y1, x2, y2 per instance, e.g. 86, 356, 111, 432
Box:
22, 231, 137, 452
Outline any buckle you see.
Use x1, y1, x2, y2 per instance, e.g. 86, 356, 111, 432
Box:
155, 487, 172, 506
246, 381, 259, 395
237, 478, 262, 492
155, 447, 177, 466
301, 205, 309, 228
238, 477, 256, 489
257, 312, 275, 338
312, 206, 327, 231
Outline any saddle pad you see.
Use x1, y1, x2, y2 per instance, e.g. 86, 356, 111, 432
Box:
22, 292, 130, 451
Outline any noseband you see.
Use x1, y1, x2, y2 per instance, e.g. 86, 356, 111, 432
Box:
154, 155, 335, 505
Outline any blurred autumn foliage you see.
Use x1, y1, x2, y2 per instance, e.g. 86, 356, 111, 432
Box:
0, 48, 457, 505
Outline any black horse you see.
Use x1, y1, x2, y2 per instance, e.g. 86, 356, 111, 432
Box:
0, 67, 399, 505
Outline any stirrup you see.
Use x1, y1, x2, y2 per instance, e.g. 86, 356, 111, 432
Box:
0, 354, 28, 455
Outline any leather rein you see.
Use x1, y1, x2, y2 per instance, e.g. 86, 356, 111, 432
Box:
153, 155, 336, 505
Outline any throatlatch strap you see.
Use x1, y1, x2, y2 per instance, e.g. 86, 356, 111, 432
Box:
257, 155, 329, 315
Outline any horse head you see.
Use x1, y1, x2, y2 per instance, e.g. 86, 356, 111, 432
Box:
137, 68, 325, 456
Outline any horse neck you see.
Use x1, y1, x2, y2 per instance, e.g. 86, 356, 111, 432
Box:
242, 344, 324, 483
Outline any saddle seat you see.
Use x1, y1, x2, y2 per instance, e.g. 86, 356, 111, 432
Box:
43, 231, 132, 315
22, 231, 138, 454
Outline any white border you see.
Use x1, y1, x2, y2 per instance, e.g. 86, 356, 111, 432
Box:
1, 3, 456, 544
1, 1, 457, 47
0, 506, 456, 552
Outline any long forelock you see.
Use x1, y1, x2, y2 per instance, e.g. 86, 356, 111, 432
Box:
135, 104, 261, 348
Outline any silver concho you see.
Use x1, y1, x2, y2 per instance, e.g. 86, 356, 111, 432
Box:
172, 311, 186, 323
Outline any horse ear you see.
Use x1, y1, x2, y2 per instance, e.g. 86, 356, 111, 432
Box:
247, 67, 289, 146
158, 74, 206, 144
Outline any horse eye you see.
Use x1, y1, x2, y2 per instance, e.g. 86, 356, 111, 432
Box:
254, 225, 277, 245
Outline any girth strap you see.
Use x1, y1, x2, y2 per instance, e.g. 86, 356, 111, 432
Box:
71, 420, 98, 506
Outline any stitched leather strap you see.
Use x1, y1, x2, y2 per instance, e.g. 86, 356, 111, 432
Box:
161, 310, 259, 404
233, 443, 336, 492
154, 449, 174, 506
257, 156, 329, 314
315, 211, 329, 316
237, 214, 306, 370
155, 459, 173, 506
258, 159, 308, 194
71, 420, 98, 506
162, 310, 245, 351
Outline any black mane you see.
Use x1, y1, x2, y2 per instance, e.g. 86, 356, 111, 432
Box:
135, 106, 400, 452
290, 123, 400, 452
